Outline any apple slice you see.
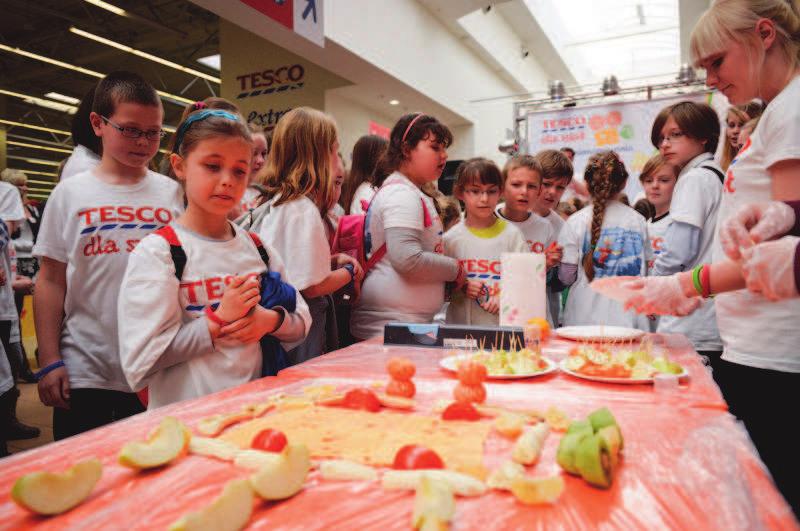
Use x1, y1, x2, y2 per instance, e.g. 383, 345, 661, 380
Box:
249, 444, 311, 500
168, 479, 253, 531
119, 417, 190, 469
376, 392, 415, 410
233, 449, 282, 471
486, 460, 526, 491
11, 458, 102, 515
319, 459, 378, 481
412, 476, 455, 530
382, 470, 487, 497
510, 476, 565, 505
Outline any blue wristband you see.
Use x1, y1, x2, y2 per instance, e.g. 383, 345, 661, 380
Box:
343, 263, 356, 285
35, 360, 65, 381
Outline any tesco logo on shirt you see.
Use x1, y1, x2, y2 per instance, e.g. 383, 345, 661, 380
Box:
78, 206, 174, 224
462, 259, 501, 275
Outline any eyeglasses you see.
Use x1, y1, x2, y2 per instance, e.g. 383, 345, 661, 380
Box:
463, 188, 500, 198
101, 116, 166, 141
658, 131, 686, 145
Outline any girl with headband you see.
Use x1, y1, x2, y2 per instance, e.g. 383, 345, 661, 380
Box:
350, 112, 467, 340
117, 108, 310, 408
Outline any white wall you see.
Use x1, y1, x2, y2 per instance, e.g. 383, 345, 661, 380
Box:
324, 89, 395, 166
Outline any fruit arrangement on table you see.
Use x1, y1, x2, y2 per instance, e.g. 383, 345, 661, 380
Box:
563, 341, 685, 381
8, 356, 628, 530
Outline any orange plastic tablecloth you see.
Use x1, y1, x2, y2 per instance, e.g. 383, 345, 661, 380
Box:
1, 345, 796, 530
279, 334, 728, 411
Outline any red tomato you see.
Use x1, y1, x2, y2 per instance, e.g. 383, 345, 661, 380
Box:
343, 388, 382, 412
392, 445, 445, 470
441, 401, 481, 421
251, 429, 288, 452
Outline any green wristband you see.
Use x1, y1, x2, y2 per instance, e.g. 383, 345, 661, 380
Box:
691, 265, 703, 296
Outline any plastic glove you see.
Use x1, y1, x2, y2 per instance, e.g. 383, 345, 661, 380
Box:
621, 275, 702, 316
740, 236, 799, 301
719, 202, 795, 260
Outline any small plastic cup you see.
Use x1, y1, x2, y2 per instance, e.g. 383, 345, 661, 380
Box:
653, 373, 681, 400
523, 323, 542, 355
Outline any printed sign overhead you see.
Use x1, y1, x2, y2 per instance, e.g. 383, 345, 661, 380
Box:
238, 0, 324, 47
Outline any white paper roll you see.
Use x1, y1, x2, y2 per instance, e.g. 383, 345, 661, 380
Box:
500, 252, 546, 327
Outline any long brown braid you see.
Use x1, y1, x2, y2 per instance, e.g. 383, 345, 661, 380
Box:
582, 151, 629, 281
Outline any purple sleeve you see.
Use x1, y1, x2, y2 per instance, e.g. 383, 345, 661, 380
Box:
558, 262, 578, 286
786, 201, 800, 237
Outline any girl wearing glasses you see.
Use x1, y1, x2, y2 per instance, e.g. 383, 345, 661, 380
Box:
647, 101, 724, 364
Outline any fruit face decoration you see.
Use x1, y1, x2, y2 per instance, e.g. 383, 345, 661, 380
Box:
393, 445, 445, 470
441, 402, 481, 421
342, 388, 382, 412
556, 407, 623, 489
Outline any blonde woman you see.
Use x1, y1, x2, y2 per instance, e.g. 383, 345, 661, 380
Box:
617, 0, 800, 514
256, 107, 363, 364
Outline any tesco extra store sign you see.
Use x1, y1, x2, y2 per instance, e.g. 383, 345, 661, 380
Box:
235, 63, 305, 99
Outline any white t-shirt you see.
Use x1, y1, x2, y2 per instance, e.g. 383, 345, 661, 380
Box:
542, 209, 566, 326
495, 206, 555, 253
351, 173, 446, 338
559, 201, 650, 329
118, 222, 310, 408
444, 218, 527, 326
0, 181, 24, 223
0, 221, 16, 322
350, 182, 376, 215
60, 144, 101, 180
712, 75, 800, 372
33, 169, 184, 392
656, 153, 723, 351
542, 209, 566, 238
257, 195, 330, 291
646, 212, 672, 270
240, 186, 262, 212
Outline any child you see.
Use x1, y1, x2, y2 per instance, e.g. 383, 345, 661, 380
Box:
33, 71, 185, 439
639, 154, 679, 270
118, 109, 310, 409
239, 124, 269, 213
445, 158, 526, 326
256, 107, 362, 364
497, 155, 561, 264
438, 195, 462, 233
557, 151, 649, 329
342, 134, 388, 215
649, 101, 723, 357
351, 113, 462, 340
533, 150, 574, 326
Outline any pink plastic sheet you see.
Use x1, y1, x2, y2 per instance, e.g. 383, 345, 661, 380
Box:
0, 344, 796, 530
279, 334, 728, 410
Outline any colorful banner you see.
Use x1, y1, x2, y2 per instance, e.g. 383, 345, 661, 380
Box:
368, 120, 390, 139
525, 93, 717, 199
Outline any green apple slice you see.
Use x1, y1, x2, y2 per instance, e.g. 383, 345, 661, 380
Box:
11, 458, 102, 515
575, 434, 612, 488
168, 479, 253, 531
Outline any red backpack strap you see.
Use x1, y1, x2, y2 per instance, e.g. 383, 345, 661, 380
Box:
247, 232, 271, 268
154, 226, 187, 280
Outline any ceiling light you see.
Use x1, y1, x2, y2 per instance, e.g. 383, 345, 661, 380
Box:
7, 155, 61, 167
0, 89, 78, 114
69, 27, 220, 83
0, 43, 192, 106
197, 54, 220, 71
0, 119, 70, 136
82, 0, 127, 17
389, 99, 400, 106
45, 92, 81, 105
10, 172, 58, 181
7, 140, 72, 154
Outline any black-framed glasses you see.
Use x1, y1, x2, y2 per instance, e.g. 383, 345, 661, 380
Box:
101, 116, 166, 141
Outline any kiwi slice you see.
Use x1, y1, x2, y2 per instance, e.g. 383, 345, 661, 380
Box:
575, 434, 612, 488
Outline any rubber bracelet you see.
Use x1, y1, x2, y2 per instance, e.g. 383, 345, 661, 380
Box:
205, 306, 229, 327
35, 360, 65, 381
701, 263, 712, 298
691, 265, 704, 296
343, 263, 356, 284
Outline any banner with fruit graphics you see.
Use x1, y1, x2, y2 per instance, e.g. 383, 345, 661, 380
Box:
524, 92, 724, 199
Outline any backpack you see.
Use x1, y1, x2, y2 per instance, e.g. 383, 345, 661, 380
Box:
153, 225, 294, 377
700, 164, 725, 184
331, 181, 433, 276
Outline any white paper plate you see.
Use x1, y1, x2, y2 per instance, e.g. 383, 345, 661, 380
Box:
439, 354, 558, 380
555, 325, 646, 342
558, 359, 688, 384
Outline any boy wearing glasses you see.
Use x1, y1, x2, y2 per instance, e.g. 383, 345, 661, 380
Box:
33, 71, 183, 439
444, 158, 526, 326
